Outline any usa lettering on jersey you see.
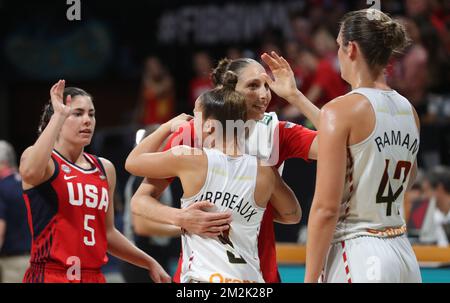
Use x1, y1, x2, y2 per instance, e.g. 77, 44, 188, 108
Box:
67, 182, 109, 212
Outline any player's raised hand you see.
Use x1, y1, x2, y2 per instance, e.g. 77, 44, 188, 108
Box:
147, 257, 172, 283
50, 80, 72, 117
261, 51, 300, 103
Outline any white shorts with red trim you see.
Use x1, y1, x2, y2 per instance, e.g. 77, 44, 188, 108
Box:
320, 235, 421, 283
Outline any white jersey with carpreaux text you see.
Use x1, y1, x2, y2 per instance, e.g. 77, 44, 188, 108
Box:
180, 148, 265, 283
334, 88, 420, 243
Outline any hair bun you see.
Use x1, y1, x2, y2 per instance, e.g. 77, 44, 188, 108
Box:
211, 58, 231, 86
222, 71, 238, 90
384, 21, 409, 54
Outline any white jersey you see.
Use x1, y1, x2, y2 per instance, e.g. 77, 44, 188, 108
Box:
247, 112, 279, 165
247, 112, 285, 174
180, 148, 265, 283
334, 88, 420, 243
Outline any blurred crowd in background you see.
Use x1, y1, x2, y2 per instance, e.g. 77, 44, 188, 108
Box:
0, 0, 449, 282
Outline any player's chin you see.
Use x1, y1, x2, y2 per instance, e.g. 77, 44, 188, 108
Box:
78, 135, 93, 146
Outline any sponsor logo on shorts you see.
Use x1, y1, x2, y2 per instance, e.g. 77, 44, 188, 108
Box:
209, 272, 257, 283
366, 225, 407, 237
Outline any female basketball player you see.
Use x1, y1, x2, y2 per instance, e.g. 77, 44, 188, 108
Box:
131, 56, 321, 283
19, 80, 171, 283
302, 9, 422, 282
126, 72, 301, 282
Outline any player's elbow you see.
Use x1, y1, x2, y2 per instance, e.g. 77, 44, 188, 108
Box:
124, 157, 139, 176
275, 205, 302, 224
132, 215, 148, 236
130, 195, 144, 218
312, 202, 339, 222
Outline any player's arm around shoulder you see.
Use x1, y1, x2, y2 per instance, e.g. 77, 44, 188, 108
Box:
125, 145, 203, 180
130, 178, 182, 236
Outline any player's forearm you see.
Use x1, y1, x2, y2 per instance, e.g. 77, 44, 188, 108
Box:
127, 124, 170, 162
133, 214, 181, 237
107, 228, 156, 270
20, 114, 65, 179
286, 91, 320, 129
130, 193, 183, 227
305, 203, 339, 283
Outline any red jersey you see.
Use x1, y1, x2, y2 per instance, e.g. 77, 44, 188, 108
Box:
166, 114, 317, 282
310, 59, 348, 108
23, 150, 109, 283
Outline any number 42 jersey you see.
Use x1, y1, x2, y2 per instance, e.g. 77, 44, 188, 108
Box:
23, 150, 109, 271
334, 88, 420, 243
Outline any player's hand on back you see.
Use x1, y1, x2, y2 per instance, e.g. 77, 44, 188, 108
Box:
147, 257, 172, 283
180, 201, 232, 237
50, 80, 72, 118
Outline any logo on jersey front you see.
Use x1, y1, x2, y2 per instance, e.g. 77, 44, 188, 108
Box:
64, 175, 77, 180
61, 164, 72, 174
259, 114, 273, 126
67, 182, 109, 212
284, 122, 295, 129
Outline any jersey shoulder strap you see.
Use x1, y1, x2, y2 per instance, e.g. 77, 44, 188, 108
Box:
84, 153, 107, 178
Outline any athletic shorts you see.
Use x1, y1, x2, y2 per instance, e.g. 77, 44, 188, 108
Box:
23, 263, 106, 283
320, 235, 422, 283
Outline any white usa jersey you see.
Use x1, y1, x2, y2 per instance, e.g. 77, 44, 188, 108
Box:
180, 148, 265, 283
334, 88, 420, 243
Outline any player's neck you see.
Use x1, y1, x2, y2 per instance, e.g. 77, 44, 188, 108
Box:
54, 142, 85, 164
350, 63, 391, 91
215, 138, 243, 157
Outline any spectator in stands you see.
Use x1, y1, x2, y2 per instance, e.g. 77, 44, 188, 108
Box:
188, 51, 214, 107
312, 27, 339, 71
0, 140, 31, 283
409, 167, 450, 245
135, 56, 176, 125
290, 16, 314, 50
388, 17, 429, 118
429, 167, 450, 246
